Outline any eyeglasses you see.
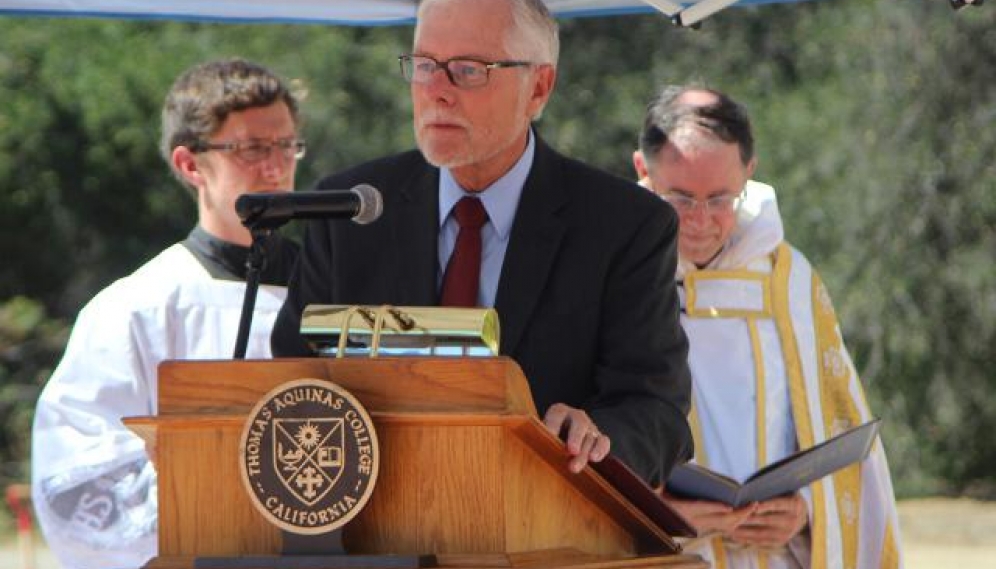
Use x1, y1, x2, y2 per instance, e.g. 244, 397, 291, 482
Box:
398, 54, 533, 89
660, 190, 745, 215
192, 137, 306, 163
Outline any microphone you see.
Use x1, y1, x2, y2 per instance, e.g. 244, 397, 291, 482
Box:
235, 184, 383, 230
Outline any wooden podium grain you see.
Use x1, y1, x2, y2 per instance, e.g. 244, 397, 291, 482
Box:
124, 357, 704, 569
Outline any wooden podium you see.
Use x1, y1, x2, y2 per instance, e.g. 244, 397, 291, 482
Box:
125, 357, 704, 569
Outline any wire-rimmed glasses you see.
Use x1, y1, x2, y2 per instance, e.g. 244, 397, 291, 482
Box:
192, 137, 306, 163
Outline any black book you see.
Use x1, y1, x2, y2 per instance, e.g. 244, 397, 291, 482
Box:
666, 419, 881, 508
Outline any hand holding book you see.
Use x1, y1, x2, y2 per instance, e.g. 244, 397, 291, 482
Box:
659, 489, 809, 546
658, 488, 759, 538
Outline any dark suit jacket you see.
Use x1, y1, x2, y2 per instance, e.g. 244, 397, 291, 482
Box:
272, 136, 692, 483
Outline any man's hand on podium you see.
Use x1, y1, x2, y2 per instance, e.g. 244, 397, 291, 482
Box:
544, 403, 612, 474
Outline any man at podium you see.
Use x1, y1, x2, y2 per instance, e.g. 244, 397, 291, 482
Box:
272, 0, 693, 485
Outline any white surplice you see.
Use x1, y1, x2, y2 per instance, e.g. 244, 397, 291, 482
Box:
31, 244, 287, 569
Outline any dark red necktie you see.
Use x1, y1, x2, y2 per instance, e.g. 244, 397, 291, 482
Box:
440, 196, 489, 307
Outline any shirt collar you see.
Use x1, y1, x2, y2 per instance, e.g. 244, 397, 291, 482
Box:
438, 129, 535, 240
182, 225, 297, 286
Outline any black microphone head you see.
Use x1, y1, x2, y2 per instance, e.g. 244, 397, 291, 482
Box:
235, 191, 295, 230
351, 184, 383, 225
235, 192, 270, 226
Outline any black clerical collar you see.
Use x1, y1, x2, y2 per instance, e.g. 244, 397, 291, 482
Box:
182, 225, 298, 286
182, 225, 251, 281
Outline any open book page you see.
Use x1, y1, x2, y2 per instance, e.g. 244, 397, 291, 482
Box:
666, 419, 881, 507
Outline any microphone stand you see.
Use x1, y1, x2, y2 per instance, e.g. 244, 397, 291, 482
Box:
233, 227, 271, 359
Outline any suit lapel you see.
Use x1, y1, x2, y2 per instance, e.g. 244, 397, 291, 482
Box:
393, 161, 440, 306
495, 137, 568, 355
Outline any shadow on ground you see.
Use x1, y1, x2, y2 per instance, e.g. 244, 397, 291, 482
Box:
2, 499, 995, 569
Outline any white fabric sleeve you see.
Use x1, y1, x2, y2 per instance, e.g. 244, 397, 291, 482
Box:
31, 288, 160, 569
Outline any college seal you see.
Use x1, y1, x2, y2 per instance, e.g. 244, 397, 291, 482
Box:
239, 378, 379, 535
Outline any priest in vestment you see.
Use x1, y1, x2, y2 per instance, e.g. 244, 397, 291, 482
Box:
633, 85, 903, 569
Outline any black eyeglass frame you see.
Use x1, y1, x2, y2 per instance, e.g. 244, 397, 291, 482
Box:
398, 54, 533, 88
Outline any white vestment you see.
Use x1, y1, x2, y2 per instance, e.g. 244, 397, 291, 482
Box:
32, 243, 288, 569
675, 182, 903, 569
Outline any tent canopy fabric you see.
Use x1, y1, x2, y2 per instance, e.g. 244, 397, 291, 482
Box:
0, 0, 822, 26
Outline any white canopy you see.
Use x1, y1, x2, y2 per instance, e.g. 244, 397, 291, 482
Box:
0, 0, 822, 28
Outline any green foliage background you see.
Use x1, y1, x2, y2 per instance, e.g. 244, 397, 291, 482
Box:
0, 0, 993, 500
